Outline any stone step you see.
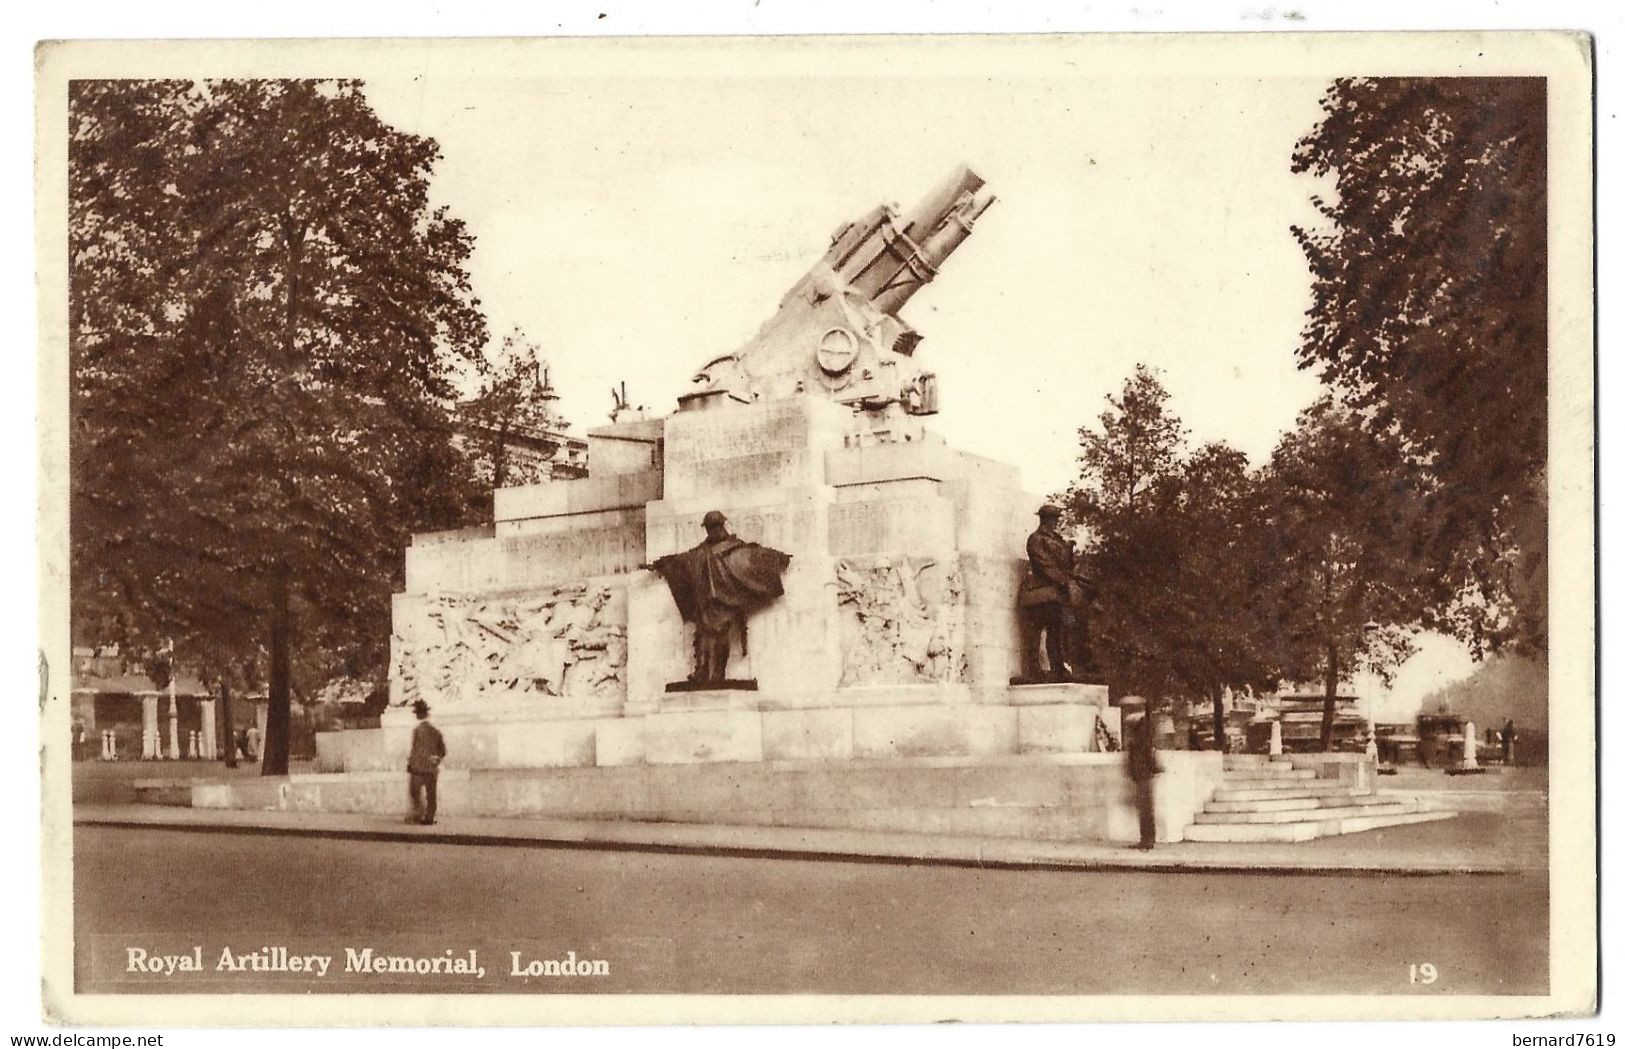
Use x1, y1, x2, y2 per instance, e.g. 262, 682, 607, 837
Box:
1221, 754, 1271, 768
1212, 782, 1370, 802
1182, 809, 1457, 843
1194, 800, 1414, 825
1204, 792, 1392, 814
1220, 767, 1318, 781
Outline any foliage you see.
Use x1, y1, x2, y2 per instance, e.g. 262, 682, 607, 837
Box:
1292, 77, 1547, 657
1260, 395, 1431, 746
1071, 363, 1187, 518
457, 328, 569, 490
69, 79, 488, 771
1066, 369, 1276, 724
1417, 652, 1548, 727
1064, 370, 1437, 750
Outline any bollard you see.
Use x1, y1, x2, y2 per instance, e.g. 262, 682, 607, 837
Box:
1268, 719, 1283, 757
1462, 721, 1480, 770
141, 695, 159, 759
167, 702, 181, 760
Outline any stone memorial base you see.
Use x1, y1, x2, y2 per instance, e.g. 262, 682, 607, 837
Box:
195, 750, 1226, 845
317, 684, 1116, 770
277, 682, 1195, 844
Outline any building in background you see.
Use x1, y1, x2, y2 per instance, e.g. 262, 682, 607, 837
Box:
71, 645, 274, 761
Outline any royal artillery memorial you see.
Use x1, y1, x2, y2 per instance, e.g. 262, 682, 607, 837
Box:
190, 167, 1440, 845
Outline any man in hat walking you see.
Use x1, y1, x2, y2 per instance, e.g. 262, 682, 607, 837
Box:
406, 699, 446, 826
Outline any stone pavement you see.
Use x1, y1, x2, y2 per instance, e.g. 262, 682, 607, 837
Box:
71, 800, 1543, 876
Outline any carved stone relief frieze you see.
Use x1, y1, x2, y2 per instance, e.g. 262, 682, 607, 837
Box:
391, 583, 627, 708
834, 556, 967, 686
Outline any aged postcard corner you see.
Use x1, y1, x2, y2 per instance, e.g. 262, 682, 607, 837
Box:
37, 28, 1594, 1029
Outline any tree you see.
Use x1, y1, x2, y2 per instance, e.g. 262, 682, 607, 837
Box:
1064, 366, 1189, 699
1065, 371, 1276, 734
70, 80, 489, 774
1170, 442, 1278, 748
457, 329, 570, 491
1260, 396, 1430, 749
1071, 363, 1188, 518
1292, 77, 1547, 656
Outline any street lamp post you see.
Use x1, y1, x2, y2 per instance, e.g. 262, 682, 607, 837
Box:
165, 638, 180, 761
1361, 621, 1380, 766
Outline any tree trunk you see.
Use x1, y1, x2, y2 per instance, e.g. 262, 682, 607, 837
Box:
220, 678, 237, 769
1212, 687, 1227, 754
262, 572, 293, 776
264, 216, 303, 778
1320, 642, 1339, 751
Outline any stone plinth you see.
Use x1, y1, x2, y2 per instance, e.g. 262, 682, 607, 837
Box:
662, 397, 851, 501
319, 681, 1118, 776
403, 524, 645, 593
198, 751, 1227, 845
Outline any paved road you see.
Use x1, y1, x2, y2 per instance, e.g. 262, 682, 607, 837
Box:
74, 826, 1547, 996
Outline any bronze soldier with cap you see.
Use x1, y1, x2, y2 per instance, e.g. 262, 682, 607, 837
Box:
1019, 504, 1087, 682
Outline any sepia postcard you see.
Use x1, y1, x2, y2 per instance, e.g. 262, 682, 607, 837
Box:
35, 30, 1595, 1027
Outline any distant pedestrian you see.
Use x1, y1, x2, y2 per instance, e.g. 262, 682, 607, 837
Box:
1502, 719, 1517, 766
407, 699, 447, 826
1126, 706, 1162, 850
245, 724, 261, 761
235, 727, 250, 763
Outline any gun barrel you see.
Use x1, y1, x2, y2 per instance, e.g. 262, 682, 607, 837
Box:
821, 166, 995, 316
900, 164, 986, 239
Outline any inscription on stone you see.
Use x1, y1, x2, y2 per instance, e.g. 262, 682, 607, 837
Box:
829, 497, 955, 556
405, 526, 645, 593
662, 401, 838, 498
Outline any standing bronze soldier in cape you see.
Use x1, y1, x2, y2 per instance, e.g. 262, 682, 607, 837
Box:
1018, 504, 1092, 683
651, 511, 793, 687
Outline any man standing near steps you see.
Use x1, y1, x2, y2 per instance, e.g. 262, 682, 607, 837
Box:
407, 699, 446, 826
1125, 702, 1163, 850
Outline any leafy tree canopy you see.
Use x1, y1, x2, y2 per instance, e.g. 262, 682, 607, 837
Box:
1066, 368, 1275, 714
70, 79, 489, 768
1292, 77, 1547, 657
457, 328, 570, 490
1261, 395, 1433, 745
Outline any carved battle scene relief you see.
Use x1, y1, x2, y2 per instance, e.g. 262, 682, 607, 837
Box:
390, 583, 627, 708
834, 555, 968, 686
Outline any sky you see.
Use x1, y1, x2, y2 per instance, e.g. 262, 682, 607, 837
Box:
360, 68, 1476, 714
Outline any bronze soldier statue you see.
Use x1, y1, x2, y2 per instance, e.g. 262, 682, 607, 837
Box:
650, 511, 793, 687
1018, 504, 1088, 683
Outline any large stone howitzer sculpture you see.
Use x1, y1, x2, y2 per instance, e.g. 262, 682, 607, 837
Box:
683, 164, 997, 417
